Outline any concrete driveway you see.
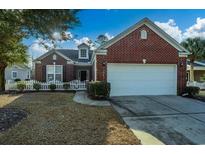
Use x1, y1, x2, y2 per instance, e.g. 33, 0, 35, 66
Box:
111, 96, 205, 145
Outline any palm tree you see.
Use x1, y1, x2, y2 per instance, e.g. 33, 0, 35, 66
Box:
181, 37, 205, 81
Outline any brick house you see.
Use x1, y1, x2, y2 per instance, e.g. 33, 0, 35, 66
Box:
34, 43, 93, 82
34, 18, 189, 96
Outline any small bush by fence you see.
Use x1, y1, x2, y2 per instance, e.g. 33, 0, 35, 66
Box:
87, 81, 111, 100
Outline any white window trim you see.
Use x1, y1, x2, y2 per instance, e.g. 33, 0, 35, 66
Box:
46, 65, 63, 82
27, 71, 31, 79
11, 71, 18, 79
140, 30, 147, 39
79, 48, 89, 59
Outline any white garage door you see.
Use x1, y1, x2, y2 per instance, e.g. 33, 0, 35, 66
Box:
107, 64, 177, 96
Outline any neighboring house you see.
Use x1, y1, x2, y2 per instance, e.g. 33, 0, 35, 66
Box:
34, 18, 189, 96
187, 60, 205, 82
34, 43, 93, 82
5, 64, 31, 81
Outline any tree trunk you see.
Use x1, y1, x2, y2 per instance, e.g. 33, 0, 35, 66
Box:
190, 61, 195, 81
0, 64, 6, 91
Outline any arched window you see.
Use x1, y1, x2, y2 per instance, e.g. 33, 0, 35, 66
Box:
140, 30, 147, 39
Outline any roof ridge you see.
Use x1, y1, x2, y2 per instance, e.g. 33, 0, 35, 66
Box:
55, 48, 78, 50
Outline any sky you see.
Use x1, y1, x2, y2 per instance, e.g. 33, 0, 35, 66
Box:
26, 9, 205, 60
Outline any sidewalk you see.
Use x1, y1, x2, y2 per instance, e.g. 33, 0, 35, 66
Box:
73, 91, 111, 107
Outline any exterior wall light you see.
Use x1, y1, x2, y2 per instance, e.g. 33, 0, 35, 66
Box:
179, 61, 184, 67
102, 62, 106, 66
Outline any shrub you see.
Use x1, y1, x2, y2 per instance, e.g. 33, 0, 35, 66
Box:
184, 86, 200, 97
25, 78, 30, 81
63, 83, 70, 90
17, 82, 26, 92
49, 84, 56, 91
87, 81, 111, 100
14, 78, 21, 82
33, 83, 41, 91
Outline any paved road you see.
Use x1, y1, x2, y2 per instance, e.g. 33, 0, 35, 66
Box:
111, 95, 205, 145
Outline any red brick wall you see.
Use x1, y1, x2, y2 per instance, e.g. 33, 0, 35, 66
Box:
96, 55, 107, 81
35, 53, 74, 82
35, 63, 42, 81
178, 57, 187, 94
96, 24, 186, 94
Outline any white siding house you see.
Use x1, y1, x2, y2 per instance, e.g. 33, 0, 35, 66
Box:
5, 64, 31, 81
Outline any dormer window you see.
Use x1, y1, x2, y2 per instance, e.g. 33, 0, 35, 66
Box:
79, 48, 89, 59
140, 30, 147, 39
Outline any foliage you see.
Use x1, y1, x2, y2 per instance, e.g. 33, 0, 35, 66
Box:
87, 81, 111, 100
63, 83, 70, 90
184, 86, 200, 97
96, 34, 109, 45
181, 37, 205, 62
14, 78, 21, 82
0, 9, 80, 91
33, 83, 41, 91
49, 84, 56, 91
17, 82, 26, 92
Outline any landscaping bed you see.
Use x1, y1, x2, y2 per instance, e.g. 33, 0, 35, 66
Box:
0, 92, 140, 145
0, 108, 27, 132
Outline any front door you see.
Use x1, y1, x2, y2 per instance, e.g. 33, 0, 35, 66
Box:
80, 71, 87, 81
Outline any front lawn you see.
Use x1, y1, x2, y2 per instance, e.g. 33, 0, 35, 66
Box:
0, 92, 140, 144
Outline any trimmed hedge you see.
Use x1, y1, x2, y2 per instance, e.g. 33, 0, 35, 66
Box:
14, 78, 21, 82
33, 83, 41, 91
184, 86, 200, 97
63, 83, 70, 90
87, 81, 110, 100
17, 82, 26, 92
49, 84, 56, 91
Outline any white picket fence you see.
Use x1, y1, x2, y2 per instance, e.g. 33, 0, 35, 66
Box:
5, 80, 87, 91
187, 81, 205, 90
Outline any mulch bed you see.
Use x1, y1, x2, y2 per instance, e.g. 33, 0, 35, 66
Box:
0, 108, 28, 132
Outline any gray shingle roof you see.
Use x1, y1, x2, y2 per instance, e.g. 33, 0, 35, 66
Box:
187, 60, 205, 67
55, 49, 93, 63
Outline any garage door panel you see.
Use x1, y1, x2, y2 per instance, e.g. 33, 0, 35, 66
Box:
107, 64, 177, 96
108, 75, 175, 81
110, 84, 176, 92
111, 87, 176, 96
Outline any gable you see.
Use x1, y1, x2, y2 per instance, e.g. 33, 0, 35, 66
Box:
34, 50, 73, 63
98, 18, 189, 54
40, 52, 69, 65
105, 24, 179, 64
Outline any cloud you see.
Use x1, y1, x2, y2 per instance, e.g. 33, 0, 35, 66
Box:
29, 38, 54, 58
52, 31, 73, 41
74, 37, 91, 46
155, 19, 183, 42
104, 32, 114, 40
155, 18, 205, 42
183, 17, 205, 39
74, 37, 96, 50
